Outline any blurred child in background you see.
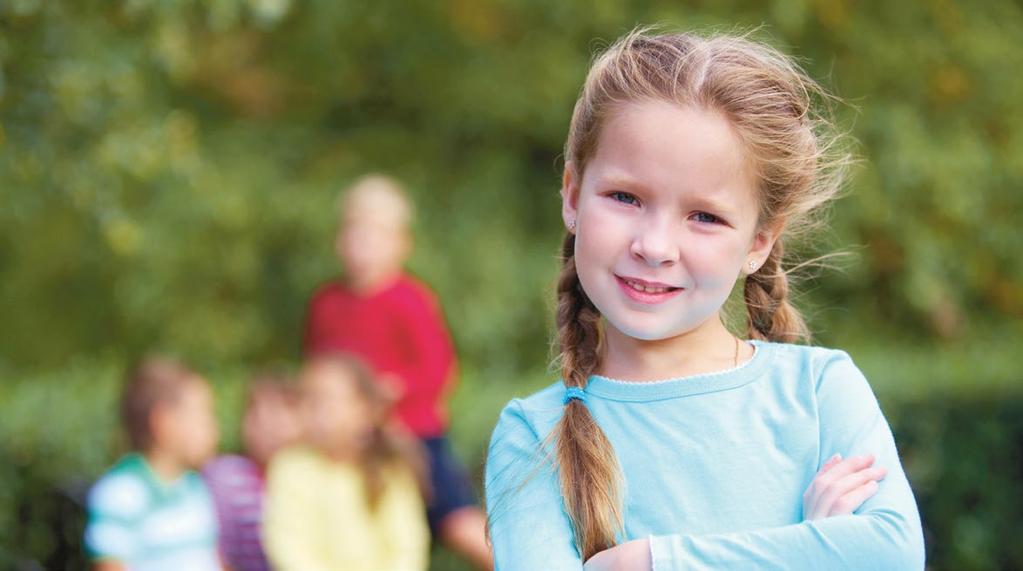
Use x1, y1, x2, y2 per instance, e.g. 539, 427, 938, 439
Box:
203, 371, 303, 571
84, 356, 221, 571
304, 174, 493, 569
263, 353, 430, 571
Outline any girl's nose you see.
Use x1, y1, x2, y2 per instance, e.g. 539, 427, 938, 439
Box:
630, 219, 680, 267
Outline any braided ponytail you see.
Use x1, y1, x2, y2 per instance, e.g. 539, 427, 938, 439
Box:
552, 233, 624, 560
743, 239, 810, 343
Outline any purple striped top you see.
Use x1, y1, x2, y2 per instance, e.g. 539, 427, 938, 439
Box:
202, 455, 269, 571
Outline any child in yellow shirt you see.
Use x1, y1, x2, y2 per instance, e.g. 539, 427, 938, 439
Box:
263, 353, 430, 571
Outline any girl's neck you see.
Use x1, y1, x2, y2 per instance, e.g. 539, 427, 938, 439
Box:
144, 448, 187, 485
325, 448, 359, 464
321, 438, 365, 465
597, 316, 752, 382
345, 268, 402, 296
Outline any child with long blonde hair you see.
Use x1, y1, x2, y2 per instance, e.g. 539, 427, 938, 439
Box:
263, 354, 430, 571
485, 29, 924, 570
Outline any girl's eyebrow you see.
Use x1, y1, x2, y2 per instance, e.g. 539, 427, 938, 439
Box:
688, 193, 737, 215
596, 171, 648, 192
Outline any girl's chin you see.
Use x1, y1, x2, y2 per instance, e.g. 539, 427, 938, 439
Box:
605, 315, 689, 342
603, 304, 721, 342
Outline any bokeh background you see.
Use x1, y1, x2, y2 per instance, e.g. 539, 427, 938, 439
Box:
1, 0, 1021, 569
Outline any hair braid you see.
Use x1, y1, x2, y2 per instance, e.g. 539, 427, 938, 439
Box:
552, 233, 624, 560
744, 239, 810, 343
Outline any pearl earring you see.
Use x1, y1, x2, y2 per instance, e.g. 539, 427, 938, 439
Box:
748, 261, 757, 271
569, 220, 576, 231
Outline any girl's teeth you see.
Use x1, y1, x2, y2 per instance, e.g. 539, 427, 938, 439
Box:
627, 280, 669, 293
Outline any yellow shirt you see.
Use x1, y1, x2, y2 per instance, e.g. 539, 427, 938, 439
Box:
263, 446, 429, 571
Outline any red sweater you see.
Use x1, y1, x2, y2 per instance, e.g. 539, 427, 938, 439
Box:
303, 274, 457, 438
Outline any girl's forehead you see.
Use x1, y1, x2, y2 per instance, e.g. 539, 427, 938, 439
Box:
586, 100, 757, 206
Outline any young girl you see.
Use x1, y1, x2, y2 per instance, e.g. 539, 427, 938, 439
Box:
485, 29, 925, 570
262, 353, 430, 571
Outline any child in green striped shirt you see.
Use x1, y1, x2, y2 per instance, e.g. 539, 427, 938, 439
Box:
85, 357, 222, 571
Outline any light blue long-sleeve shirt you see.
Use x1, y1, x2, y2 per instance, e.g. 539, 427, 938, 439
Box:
485, 340, 925, 570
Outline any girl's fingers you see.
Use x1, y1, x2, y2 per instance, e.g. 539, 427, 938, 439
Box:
819, 453, 842, 473
816, 465, 887, 516
818, 456, 842, 474
804, 454, 880, 515
837, 466, 887, 490
829, 479, 881, 516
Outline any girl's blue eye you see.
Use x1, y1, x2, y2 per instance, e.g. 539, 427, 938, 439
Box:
610, 191, 639, 205
692, 212, 722, 224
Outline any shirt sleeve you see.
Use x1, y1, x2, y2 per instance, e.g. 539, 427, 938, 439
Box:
83, 476, 143, 563
389, 283, 457, 404
378, 465, 431, 571
485, 400, 585, 571
262, 452, 331, 571
648, 349, 926, 571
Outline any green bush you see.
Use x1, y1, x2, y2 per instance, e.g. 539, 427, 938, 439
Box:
894, 396, 1023, 570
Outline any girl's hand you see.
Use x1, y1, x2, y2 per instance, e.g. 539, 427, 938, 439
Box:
803, 453, 887, 521
583, 538, 651, 571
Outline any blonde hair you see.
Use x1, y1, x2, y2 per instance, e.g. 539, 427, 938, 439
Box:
553, 28, 851, 559
339, 173, 414, 228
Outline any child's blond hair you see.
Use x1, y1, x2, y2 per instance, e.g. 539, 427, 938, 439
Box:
338, 173, 413, 228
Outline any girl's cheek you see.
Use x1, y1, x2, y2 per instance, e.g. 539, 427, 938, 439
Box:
687, 238, 745, 287
577, 236, 626, 278
579, 207, 634, 254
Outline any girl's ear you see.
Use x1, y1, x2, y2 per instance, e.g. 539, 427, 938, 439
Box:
561, 162, 580, 234
744, 219, 784, 275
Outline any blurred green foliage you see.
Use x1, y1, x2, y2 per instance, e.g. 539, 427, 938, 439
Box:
2, 0, 1021, 373
1, 0, 1021, 569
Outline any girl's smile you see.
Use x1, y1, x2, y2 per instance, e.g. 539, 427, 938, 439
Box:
614, 274, 685, 305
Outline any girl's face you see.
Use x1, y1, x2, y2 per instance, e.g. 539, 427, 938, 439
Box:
157, 377, 219, 469
242, 389, 303, 466
300, 364, 373, 456
562, 100, 778, 341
